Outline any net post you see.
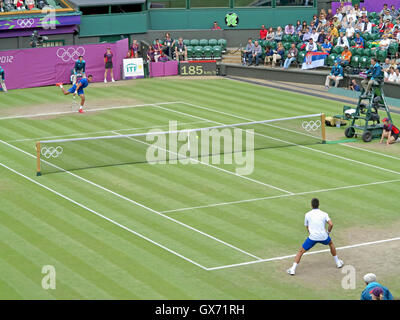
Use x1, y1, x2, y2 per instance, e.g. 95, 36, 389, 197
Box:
321, 113, 326, 144
36, 141, 42, 176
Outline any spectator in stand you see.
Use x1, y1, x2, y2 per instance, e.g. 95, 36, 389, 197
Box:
349, 79, 360, 91
153, 39, 163, 62
243, 38, 254, 66
264, 46, 273, 66
339, 46, 352, 67
302, 27, 312, 42
212, 21, 222, 30
383, 10, 393, 22
346, 23, 355, 39
285, 23, 295, 35
380, 4, 389, 17
272, 42, 285, 67
336, 32, 349, 48
147, 46, 155, 62
266, 27, 275, 41
334, 8, 343, 22
301, 21, 308, 33
310, 28, 319, 42
381, 57, 391, 74
395, 52, 400, 65
163, 33, 175, 58
321, 38, 332, 54
158, 51, 169, 62
26, 0, 34, 10
354, 32, 365, 48
361, 17, 372, 34
390, 5, 398, 19
129, 39, 139, 58
283, 42, 298, 69
175, 37, 187, 61
378, 34, 391, 50
250, 40, 263, 66
395, 68, 400, 83
327, 25, 338, 42
306, 38, 318, 52
385, 66, 397, 82
332, 16, 341, 29
360, 6, 368, 18
325, 60, 344, 88
317, 29, 326, 44
103, 47, 115, 83
37, 0, 49, 10
275, 26, 283, 42
0, 1, 4, 12
326, 8, 333, 21
355, 17, 364, 33
16, 0, 25, 10
259, 25, 268, 40
295, 20, 302, 35
361, 273, 394, 300
353, 3, 361, 18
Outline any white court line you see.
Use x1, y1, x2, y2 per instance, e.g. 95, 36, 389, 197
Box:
0, 139, 262, 261
208, 236, 400, 271
0, 161, 208, 271
171, 102, 400, 176
160, 178, 400, 214
339, 143, 400, 161
0, 101, 181, 120
7, 120, 211, 143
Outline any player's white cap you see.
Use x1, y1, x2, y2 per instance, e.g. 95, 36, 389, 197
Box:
363, 273, 377, 283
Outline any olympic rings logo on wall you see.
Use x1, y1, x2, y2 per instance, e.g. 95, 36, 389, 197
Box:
17, 19, 35, 28
302, 120, 321, 132
41, 146, 63, 159
56, 47, 86, 62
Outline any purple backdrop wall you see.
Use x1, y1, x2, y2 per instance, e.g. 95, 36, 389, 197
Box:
332, 1, 400, 13
0, 38, 129, 90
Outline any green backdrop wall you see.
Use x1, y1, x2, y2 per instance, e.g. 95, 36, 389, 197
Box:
79, 7, 317, 37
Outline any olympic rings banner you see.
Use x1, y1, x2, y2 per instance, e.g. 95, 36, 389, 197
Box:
0, 15, 81, 31
0, 38, 128, 90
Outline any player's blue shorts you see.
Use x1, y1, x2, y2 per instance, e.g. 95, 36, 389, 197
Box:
302, 236, 331, 251
68, 84, 84, 95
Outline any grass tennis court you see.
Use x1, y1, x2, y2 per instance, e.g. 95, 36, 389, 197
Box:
0, 77, 399, 299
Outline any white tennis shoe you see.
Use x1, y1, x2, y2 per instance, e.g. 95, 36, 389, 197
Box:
336, 259, 344, 268
287, 268, 295, 276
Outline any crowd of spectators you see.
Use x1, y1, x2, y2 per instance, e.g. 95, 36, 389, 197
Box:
145, 33, 191, 63
242, 3, 400, 86
0, 0, 49, 12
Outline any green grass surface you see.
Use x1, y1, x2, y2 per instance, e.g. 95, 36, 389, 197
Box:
0, 78, 399, 299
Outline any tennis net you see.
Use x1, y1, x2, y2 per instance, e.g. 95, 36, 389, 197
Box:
36, 113, 326, 175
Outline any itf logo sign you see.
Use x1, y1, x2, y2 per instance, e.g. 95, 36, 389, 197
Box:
123, 58, 144, 78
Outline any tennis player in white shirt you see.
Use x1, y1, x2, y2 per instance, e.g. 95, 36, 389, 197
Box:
287, 198, 344, 275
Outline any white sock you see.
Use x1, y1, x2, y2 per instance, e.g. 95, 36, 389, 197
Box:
60, 85, 63, 89
80, 106, 83, 110
333, 256, 340, 263
291, 263, 298, 271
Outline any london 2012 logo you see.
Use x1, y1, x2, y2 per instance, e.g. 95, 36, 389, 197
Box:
56, 47, 86, 62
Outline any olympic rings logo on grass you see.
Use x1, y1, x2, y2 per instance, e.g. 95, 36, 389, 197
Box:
302, 120, 321, 132
41, 146, 63, 159
17, 19, 35, 28
56, 47, 85, 62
